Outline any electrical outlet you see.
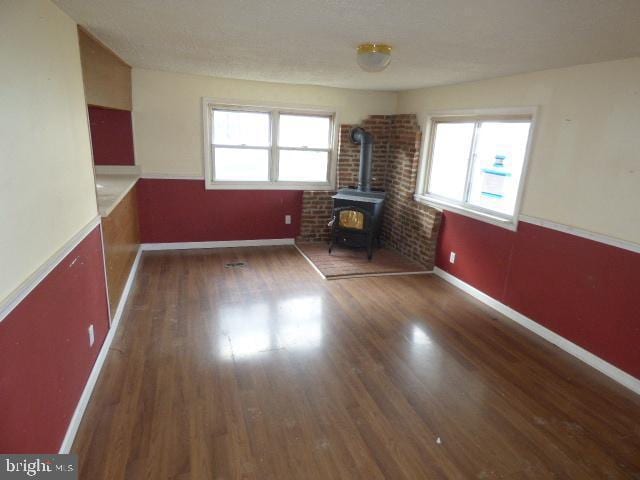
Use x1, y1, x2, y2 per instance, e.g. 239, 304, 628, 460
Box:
285, 215, 292, 225
88, 324, 95, 347
449, 252, 456, 264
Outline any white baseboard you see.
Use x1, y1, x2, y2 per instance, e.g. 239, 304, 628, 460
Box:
433, 267, 640, 396
59, 247, 143, 453
0, 216, 101, 323
141, 238, 295, 251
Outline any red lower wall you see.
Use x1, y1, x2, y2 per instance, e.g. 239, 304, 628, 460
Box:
88, 105, 135, 166
436, 211, 640, 379
137, 179, 303, 243
0, 227, 110, 453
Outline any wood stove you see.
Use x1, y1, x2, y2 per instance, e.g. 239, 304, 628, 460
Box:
328, 127, 385, 260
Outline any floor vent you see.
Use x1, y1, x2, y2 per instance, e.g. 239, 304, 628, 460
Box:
224, 261, 247, 269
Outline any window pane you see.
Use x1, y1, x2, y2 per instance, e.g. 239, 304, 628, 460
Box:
467, 122, 531, 216
279, 114, 331, 148
278, 150, 328, 182
427, 122, 475, 201
213, 110, 270, 146
214, 147, 269, 181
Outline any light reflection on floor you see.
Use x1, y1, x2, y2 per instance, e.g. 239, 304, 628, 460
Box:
411, 324, 433, 346
407, 322, 445, 386
216, 294, 323, 360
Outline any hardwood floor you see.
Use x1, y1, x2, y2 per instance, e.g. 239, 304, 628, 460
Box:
72, 246, 640, 479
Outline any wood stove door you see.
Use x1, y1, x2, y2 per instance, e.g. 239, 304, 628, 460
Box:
328, 206, 375, 260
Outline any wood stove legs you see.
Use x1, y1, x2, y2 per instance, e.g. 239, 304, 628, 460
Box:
328, 234, 379, 261
366, 234, 383, 260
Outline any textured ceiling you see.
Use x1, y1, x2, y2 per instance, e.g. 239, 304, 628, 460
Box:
54, 0, 640, 91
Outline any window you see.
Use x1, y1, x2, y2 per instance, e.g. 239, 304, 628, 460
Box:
203, 99, 336, 189
417, 111, 535, 229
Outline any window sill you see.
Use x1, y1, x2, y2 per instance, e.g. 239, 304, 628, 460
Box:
413, 194, 518, 231
205, 180, 335, 191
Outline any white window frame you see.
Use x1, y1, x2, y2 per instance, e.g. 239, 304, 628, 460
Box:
414, 107, 537, 231
202, 97, 338, 190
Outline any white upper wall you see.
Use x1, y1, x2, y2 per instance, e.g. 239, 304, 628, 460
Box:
398, 58, 640, 245
132, 68, 398, 177
0, 0, 97, 302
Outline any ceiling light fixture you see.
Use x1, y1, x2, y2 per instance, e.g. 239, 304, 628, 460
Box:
356, 43, 392, 72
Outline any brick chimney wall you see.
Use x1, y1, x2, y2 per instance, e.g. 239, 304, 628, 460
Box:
297, 114, 442, 269
381, 115, 442, 268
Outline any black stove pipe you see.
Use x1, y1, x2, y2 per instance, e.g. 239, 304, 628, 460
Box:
350, 127, 374, 192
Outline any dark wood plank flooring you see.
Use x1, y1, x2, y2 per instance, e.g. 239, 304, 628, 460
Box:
72, 246, 640, 479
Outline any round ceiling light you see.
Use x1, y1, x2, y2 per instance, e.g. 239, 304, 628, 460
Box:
356, 43, 392, 72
